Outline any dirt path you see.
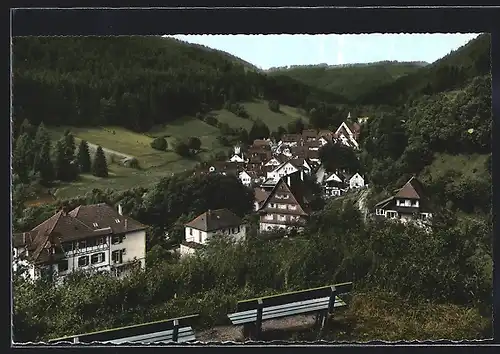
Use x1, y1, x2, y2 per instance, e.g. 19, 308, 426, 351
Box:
196, 314, 318, 342
85, 141, 134, 160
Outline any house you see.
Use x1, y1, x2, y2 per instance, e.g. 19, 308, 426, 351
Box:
373, 176, 433, 224
228, 145, 248, 163
252, 139, 272, 149
258, 172, 310, 232
289, 157, 312, 175
318, 130, 334, 145
349, 173, 365, 189
12, 203, 147, 281
248, 146, 273, 165
322, 172, 345, 197
279, 134, 302, 147
264, 156, 285, 168
181, 209, 246, 255
301, 129, 318, 142
238, 170, 261, 187
266, 159, 302, 182
334, 120, 361, 149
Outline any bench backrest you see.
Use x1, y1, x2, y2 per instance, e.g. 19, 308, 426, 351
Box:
48, 314, 199, 343
236, 282, 353, 312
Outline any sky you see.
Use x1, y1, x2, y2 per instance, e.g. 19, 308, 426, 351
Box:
167, 33, 480, 70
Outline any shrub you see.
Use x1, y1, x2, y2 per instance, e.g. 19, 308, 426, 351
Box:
150, 137, 168, 151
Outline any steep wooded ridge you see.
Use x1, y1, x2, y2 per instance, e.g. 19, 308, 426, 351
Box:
267, 61, 427, 101
12, 36, 347, 134
357, 34, 490, 105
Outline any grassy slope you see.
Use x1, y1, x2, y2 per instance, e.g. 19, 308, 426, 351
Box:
48, 100, 305, 199
267, 62, 424, 100
420, 153, 489, 181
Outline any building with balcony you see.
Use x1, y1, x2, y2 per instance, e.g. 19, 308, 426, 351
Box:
373, 176, 433, 225
12, 203, 147, 281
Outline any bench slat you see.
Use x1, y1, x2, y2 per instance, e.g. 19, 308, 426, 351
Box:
236, 282, 353, 312
230, 296, 338, 320
228, 297, 347, 325
109, 327, 194, 344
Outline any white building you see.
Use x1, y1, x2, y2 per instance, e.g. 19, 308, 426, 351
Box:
180, 209, 246, 256
266, 160, 300, 182
349, 173, 365, 189
229, 145, 248, 163
12, 203, 147, 281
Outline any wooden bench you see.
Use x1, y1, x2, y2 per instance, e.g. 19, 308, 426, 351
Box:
48, 314, 199, 344
227, 282, 353, 340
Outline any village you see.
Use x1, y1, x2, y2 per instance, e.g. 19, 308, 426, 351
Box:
13, 113, 434, 281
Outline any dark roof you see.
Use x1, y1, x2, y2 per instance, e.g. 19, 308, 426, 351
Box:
69, 203, 146, 234
259, 174, 310, 217
185, 209, 244, 232
302, 129, 318, 138
13, 204, 147, 265
254, 187, 270, 204
394, 176, 424, 199
281, 134, 302, 143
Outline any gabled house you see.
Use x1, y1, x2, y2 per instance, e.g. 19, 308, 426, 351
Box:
318, 130, 334, 145
334, 121, 361, 150
13, 203, 147, 281
323, 172, 345, 197
266, 159, 303, 182
181, 209, 246, 256
258, 173, 311, 232
349, 173, 365, 189
264, 156, 285, 168
289, 157, 312, 175
373, 176, 433, 224
238, 170, 261, 187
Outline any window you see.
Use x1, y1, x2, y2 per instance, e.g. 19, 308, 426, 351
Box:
112, 249, 125, 264
265, 214, 274, 220
93, 222, 99, 227
78, 256, 89, 267
232, 227, 239, 234
189, 228, 193, 236
197, 230, 201, 243
112, 235, 125, 245
91, 252, 105, 264
97, 237, 106, 246
277, 215, 286, 222
57, 260, 69, 272
386, 211, 398, 219
278, 204, 287, 209
114, 218, 121, 223
288, 205, 297, 210
375, 209, 384, 216
78, 240, 87, 249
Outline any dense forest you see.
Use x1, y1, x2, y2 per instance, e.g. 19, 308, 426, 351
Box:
11, 34, 492, 342
267, 61, 426, 101
12, 36, 347, 134
269, 34, 490, 106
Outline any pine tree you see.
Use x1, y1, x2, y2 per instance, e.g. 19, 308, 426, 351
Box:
54, 139, 68, 181
12, 133, 32, 182
92, 146, 108, 178
34, 140, 55, 185
77, 140, 92, 173
33, 122, 51, 172
64, 131, 76, 162
18, 119, 35, 139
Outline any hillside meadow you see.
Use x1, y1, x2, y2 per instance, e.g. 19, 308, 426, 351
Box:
45, 100, 306, 199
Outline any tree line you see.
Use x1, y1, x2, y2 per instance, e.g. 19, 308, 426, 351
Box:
13, 119, 109, 187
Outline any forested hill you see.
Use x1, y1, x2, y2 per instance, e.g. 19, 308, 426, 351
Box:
266, 61, 427, 101
357, 34, 490, 105
12, 36, 347, 134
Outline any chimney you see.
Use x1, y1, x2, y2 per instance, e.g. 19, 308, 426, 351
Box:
287, 176, 291, 187
118, 204, 123, 216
